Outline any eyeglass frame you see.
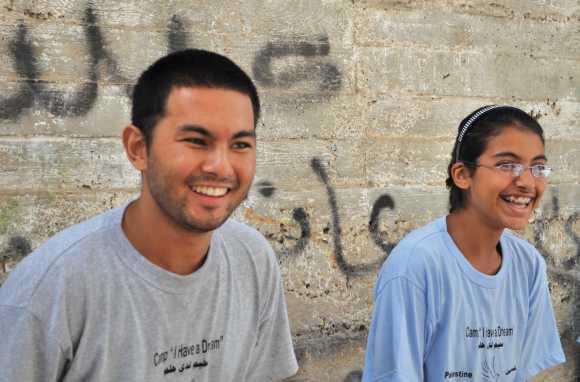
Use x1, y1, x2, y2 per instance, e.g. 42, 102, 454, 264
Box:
461, 161, 552, 179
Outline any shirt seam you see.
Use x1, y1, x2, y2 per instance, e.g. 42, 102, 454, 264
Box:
376, 275, 427, 298
371, 369, 411, 381
26, 222, 121, 304
0, 304, 67, 357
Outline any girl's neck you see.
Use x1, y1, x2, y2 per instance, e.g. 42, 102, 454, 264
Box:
446, 210, 503, 275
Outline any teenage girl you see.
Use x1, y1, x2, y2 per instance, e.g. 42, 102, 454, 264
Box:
363, 105, 565, 381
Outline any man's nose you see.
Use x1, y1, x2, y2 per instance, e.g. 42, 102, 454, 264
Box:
201, 147, 234, 178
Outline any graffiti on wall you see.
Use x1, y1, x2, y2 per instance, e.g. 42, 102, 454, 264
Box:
252, 35, 342, 91
253, 156, 580, 282
0, 4, 578, 381
534, 193, 580, 270
0, 5, 342, 121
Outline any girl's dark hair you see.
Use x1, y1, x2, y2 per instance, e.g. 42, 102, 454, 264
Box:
446, 105, 545, 212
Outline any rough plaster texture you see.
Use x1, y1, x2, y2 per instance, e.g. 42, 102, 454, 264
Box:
0, 1, 579, 381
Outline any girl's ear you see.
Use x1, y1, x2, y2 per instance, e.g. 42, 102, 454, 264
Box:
450, 162, 472, 190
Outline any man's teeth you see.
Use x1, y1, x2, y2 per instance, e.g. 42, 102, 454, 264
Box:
192, 186, 228, 197
503, 196, 532, 205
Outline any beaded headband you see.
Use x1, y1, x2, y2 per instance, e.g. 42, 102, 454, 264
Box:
455, 104, 510, 161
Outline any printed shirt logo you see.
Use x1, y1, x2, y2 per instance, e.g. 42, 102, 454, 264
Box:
152, 335, 224, 378
441, 325, 518, 380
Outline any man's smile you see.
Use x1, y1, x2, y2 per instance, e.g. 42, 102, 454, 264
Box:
191, 185, 229, 197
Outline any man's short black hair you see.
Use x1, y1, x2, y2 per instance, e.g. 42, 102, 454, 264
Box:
131, 49, 260, 146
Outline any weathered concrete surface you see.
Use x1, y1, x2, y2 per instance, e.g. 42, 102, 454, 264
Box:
0, 1, 579, 381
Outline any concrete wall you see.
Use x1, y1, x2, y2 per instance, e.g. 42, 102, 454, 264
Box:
0, 1, 579, 380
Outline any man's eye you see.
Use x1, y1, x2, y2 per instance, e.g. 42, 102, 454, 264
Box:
186, 138, 206, 146
232, 142, 252, 150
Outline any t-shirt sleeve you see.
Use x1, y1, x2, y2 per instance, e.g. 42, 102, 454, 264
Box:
516, 258, 565, 380
363, 276, 429, 382
244, 251, 298, 381
0, 305, 68, 381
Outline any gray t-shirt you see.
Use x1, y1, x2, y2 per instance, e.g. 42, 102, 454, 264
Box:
0, 205, 298, 381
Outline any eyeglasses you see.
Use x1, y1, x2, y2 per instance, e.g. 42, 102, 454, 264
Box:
462, 161, 552, 179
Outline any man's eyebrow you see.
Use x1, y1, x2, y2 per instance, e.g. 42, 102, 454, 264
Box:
491, 152, 547, 161
232, 130, 256, 139
178, 125, 212, 137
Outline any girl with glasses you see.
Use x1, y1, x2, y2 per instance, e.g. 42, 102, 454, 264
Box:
363, 105, 565, 381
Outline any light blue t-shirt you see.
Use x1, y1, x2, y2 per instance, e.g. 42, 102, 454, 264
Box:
363, 217, 565, 382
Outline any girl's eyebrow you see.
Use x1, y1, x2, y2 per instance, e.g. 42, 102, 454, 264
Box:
491, 151, 548, 161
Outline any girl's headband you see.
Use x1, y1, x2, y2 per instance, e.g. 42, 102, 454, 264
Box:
455, 104, 510, 161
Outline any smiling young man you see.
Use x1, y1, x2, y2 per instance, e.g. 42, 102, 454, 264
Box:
0, 49, 298, 381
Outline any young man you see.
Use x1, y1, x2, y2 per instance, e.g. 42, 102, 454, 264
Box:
0, 49, 298, 381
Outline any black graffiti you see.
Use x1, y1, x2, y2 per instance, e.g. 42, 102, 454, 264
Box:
285, 208, 311, 256
369, 194, 397, 255
1, 6, 343, 121
255, 158, 395, 278
311, 157, 387, 281
252, 35, 342, 92
343, 369, 363, 382
255, 181, 311, 255
258, 160, 580, 282
533, 194, 580, 270
1, 235, 32, 261
0, 5, 132, 120
167, 15, 191, 53
564, 212, 580, 268
0, 18, 99, 119
256, 180, 276, 198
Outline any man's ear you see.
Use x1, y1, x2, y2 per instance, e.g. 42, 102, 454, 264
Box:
450, 162, 472, 191
123, 125, 148, 171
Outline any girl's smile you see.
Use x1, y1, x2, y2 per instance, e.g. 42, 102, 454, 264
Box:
462, 125, 547, 231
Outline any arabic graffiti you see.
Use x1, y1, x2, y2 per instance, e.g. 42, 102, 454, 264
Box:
532, 193, 580, 269
343, 369, 363, 381
254, 158, 580, 282
0, 5, 342, 121
252, 34, 341, 92
256, 179, 311, 256
167, 15, 191, 53
0, 5, 135, 121
311, 157, 387, 281
0, 235, 31, 262
0, 7, 100, 119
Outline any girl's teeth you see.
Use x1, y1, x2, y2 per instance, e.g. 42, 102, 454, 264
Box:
505, 196, 531, 205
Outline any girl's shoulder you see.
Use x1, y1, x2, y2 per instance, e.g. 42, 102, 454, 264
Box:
376, 217, 451, 291
500, 230, 546, 273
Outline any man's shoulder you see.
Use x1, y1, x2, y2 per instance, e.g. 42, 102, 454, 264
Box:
0, 206, 125, 308
217, 218, 272, 251
214, 219, 278, 272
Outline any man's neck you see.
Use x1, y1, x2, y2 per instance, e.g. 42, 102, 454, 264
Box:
121, 197, 212, 276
